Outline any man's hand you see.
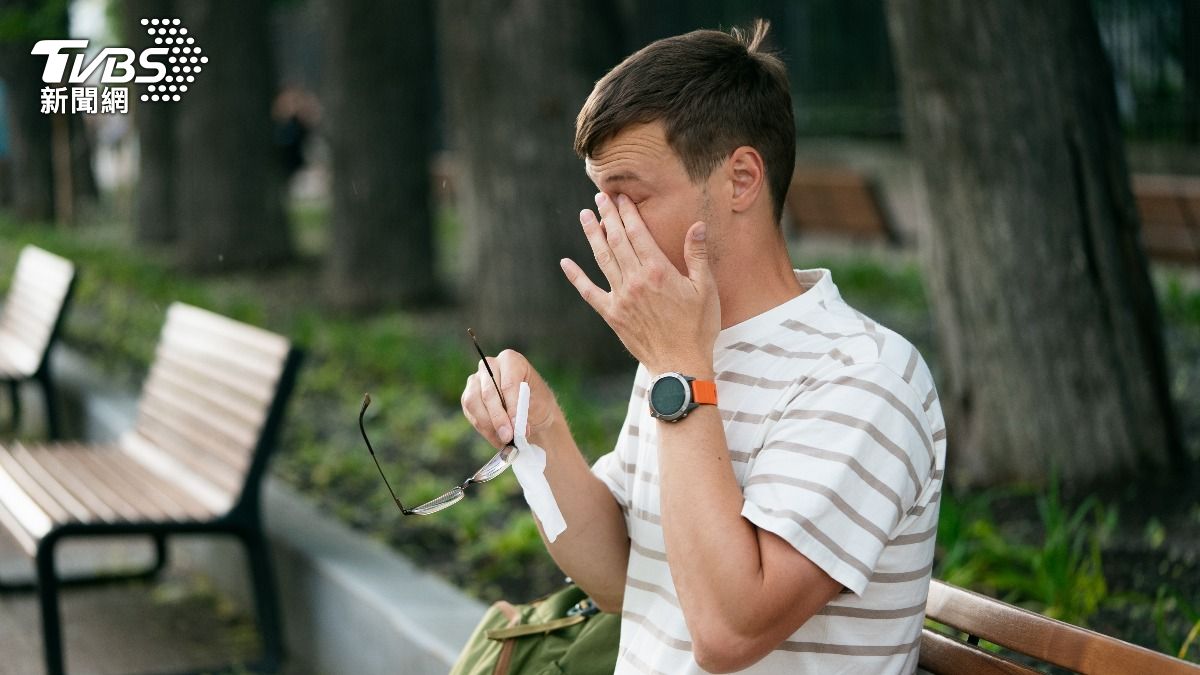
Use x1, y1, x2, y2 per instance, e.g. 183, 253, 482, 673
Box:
460, 349, 559, 448
459, 347, 633, 610
559, 192, 721, 375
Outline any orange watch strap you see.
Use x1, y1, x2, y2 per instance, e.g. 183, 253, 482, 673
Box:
691, 380, 718, 406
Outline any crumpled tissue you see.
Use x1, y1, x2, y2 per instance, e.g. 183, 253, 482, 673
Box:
510, 381, 567, 542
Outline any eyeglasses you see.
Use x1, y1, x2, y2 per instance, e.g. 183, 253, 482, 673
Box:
358, 329, 519, 515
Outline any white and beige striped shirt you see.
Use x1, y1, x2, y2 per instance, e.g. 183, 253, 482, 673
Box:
592, 268, 946, 674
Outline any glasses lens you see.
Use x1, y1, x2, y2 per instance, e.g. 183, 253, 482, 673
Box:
409, 487, 465, 515
471, 444, 518, 484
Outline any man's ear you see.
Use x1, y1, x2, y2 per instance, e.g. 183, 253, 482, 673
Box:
727, 146, 765, 214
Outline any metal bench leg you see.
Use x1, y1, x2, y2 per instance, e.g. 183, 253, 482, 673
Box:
39, 372, 61, 441
36, 535, 66, 675
7, 380, 20, 434
243, 529, 283, 672
149, 532, 169, 577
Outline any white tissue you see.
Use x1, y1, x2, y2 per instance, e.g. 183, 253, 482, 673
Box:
511, 382, 567, 542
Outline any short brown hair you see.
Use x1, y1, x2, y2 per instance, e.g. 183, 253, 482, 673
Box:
575, 20, 795, 222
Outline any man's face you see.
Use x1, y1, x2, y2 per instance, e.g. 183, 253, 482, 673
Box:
585, 122, 717, 274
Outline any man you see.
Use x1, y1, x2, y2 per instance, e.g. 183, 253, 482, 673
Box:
461, 20, 945, 674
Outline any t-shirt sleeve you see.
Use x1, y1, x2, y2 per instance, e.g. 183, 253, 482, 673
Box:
740, 361, 935, 595
590, 365, 648, 518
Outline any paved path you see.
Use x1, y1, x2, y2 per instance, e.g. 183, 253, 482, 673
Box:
0, 527, 276, 674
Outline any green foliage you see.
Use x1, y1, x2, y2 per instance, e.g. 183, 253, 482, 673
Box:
0, 0, 70, 42
793, 252, 929, 315
1159, 273, 1200, 330
935, 480, 1115, 626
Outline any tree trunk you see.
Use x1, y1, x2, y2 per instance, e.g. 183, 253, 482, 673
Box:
0, 4, 57, 222
322, 0, 439, 310
885, 0, 1183, 487
438, 0, 628, 366
174, 0, 292, 269
124, 0, 177, 244
1184, 0, 1199, 144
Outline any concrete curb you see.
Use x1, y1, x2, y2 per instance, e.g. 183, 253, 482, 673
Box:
50, 347, 487, 674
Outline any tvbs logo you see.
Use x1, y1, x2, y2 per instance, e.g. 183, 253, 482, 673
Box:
32, 17, 206, 113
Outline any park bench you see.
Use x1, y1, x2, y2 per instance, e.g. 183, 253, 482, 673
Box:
0, 302, 302, 675
919, 579, 1200, 674
1133, 173, 1200, 265
0, 245, 76, 440
785, 166, 901, 243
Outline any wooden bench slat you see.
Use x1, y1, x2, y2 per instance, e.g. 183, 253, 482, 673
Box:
133, 415, 244, 497
0, 453, 54, 538
3, 282, 64, 325
15, 443, 123, 523
167, 303, 290, 359
146, 359, 267, 434
786, 167, 897, 241
5, 267, 69, 304
154, 330, 283, 401
136, 386, 253, 475
10, 443, 107, 522
51, 445, 159, 522
0, 299, 55, 347
0, 332, 41, 376
0, 446, 74, 524
44, 446, 171, 522
164, 313, 290, 370
1132, 174, 1200, 265
153, 348, 278, 408
919, 628, 1040, 675
0, 498, 39, 556
107, 450, 215, 522
926, 580, 1199, 674
72, 444, 213, 523
141, 371, 262, 452
11, 246, 74, 287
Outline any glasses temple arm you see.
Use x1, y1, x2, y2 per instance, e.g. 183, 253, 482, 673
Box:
359, 394, 413, 515
468, 328, 508, 410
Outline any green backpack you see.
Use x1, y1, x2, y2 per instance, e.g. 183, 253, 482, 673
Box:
450, 585, 620, 675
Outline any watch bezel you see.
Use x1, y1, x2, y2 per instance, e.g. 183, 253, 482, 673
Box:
648, 372, 695, 422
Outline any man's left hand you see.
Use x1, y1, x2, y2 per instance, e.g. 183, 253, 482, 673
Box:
559, 192, 720, 375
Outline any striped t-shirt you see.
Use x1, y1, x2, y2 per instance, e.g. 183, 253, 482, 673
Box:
592, 268, 946, 674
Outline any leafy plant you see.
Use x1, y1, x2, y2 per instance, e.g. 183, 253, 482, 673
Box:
935, 478, 1115, 626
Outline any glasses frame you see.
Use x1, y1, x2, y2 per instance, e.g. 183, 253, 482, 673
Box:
358, 329, 519, 516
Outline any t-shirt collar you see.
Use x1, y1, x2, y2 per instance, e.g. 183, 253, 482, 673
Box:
714, 268, 838, 350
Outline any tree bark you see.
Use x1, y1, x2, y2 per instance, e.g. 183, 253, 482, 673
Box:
437, 0, 628, 366
322, 0, 439, 310
123, 0, 177, 244
1184, 0, 1199, 144
174, 0, 292, 269
0, 1, 58, 222
885, 0, 1183, 487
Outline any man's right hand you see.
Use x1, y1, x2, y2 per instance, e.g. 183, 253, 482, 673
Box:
460, 349, 561, 449
460, 348, 632, 612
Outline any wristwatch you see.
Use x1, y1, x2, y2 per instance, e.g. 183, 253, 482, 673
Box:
647, 372, 718, 422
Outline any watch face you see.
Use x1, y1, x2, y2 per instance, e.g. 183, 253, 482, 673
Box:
650, 375, 688, 417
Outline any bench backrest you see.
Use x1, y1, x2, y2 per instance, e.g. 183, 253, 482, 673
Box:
920, 579, 1200, 674
1133, 173, 1200, 264
0, 245, 76, 377
121, 303, 301, 517
785, 167, 900, 243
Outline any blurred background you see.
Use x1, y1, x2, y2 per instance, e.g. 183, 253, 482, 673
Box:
1, 0, 1198, 671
